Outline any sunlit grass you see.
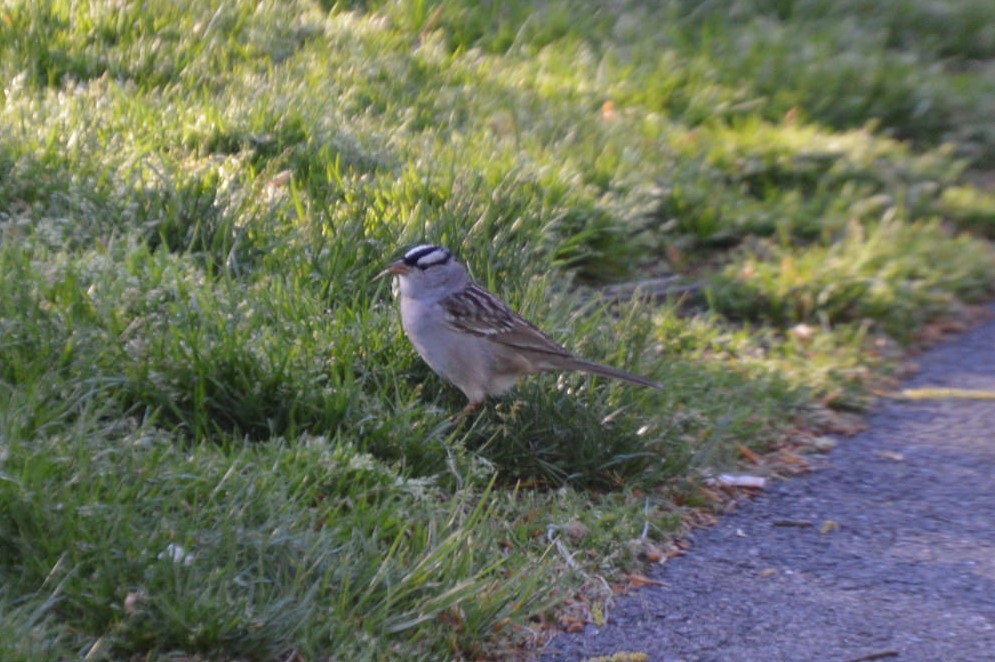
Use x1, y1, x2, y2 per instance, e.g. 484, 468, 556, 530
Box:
1, 0, 994, 657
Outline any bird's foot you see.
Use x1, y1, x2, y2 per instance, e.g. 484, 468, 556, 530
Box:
450, 400, 483, 425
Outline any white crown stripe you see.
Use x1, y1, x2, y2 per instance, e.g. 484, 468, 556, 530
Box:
403, 244, 437, 259
418, 252, 450, 267
403, 244, 452, 269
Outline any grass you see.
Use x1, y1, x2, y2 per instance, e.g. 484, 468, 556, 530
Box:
1, 0, 994, 658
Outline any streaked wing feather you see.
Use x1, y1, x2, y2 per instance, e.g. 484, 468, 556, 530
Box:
440, 283, 574, 358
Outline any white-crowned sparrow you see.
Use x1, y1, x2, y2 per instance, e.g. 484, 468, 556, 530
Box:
380, 244, 662, 410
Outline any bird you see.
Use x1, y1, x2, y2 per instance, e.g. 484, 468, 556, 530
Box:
379, 244, 662, 411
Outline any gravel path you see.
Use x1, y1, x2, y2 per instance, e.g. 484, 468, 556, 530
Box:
541, 309, 995, 662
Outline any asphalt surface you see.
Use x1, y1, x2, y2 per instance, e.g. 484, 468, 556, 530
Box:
541, 308, 995, 662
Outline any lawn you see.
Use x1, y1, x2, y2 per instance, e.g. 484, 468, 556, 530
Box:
1, 0, 994, 658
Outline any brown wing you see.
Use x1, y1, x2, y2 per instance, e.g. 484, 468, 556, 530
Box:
440, 282, 575, 359
441, 282, 664, 389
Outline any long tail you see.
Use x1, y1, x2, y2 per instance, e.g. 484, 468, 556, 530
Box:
563, 357, 663, 390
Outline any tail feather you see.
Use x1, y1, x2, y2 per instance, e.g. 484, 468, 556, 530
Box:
562, 358, 663, 390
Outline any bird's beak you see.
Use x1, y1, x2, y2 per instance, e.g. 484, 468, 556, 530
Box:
373, 259, 408, 281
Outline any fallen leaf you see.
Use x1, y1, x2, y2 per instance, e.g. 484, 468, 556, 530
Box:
626, 573, 665, 589
698, 486, 725, 504
691, 511, 719, 527
642, 545, 664, 563
562, 617, 586, 633
556, 596, 595, 632
778, 452, 810, 466
820, 519, 840, 534
628, 539, 666, 562
811, 409, 869, 435
736, 443, 762, 464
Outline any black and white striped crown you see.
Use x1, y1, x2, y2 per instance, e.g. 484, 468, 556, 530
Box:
403, 245, 452, 270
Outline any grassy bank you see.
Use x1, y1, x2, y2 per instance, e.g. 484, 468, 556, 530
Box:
2, 0, 994, 658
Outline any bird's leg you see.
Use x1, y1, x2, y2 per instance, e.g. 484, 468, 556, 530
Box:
451, 399, 483, 424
